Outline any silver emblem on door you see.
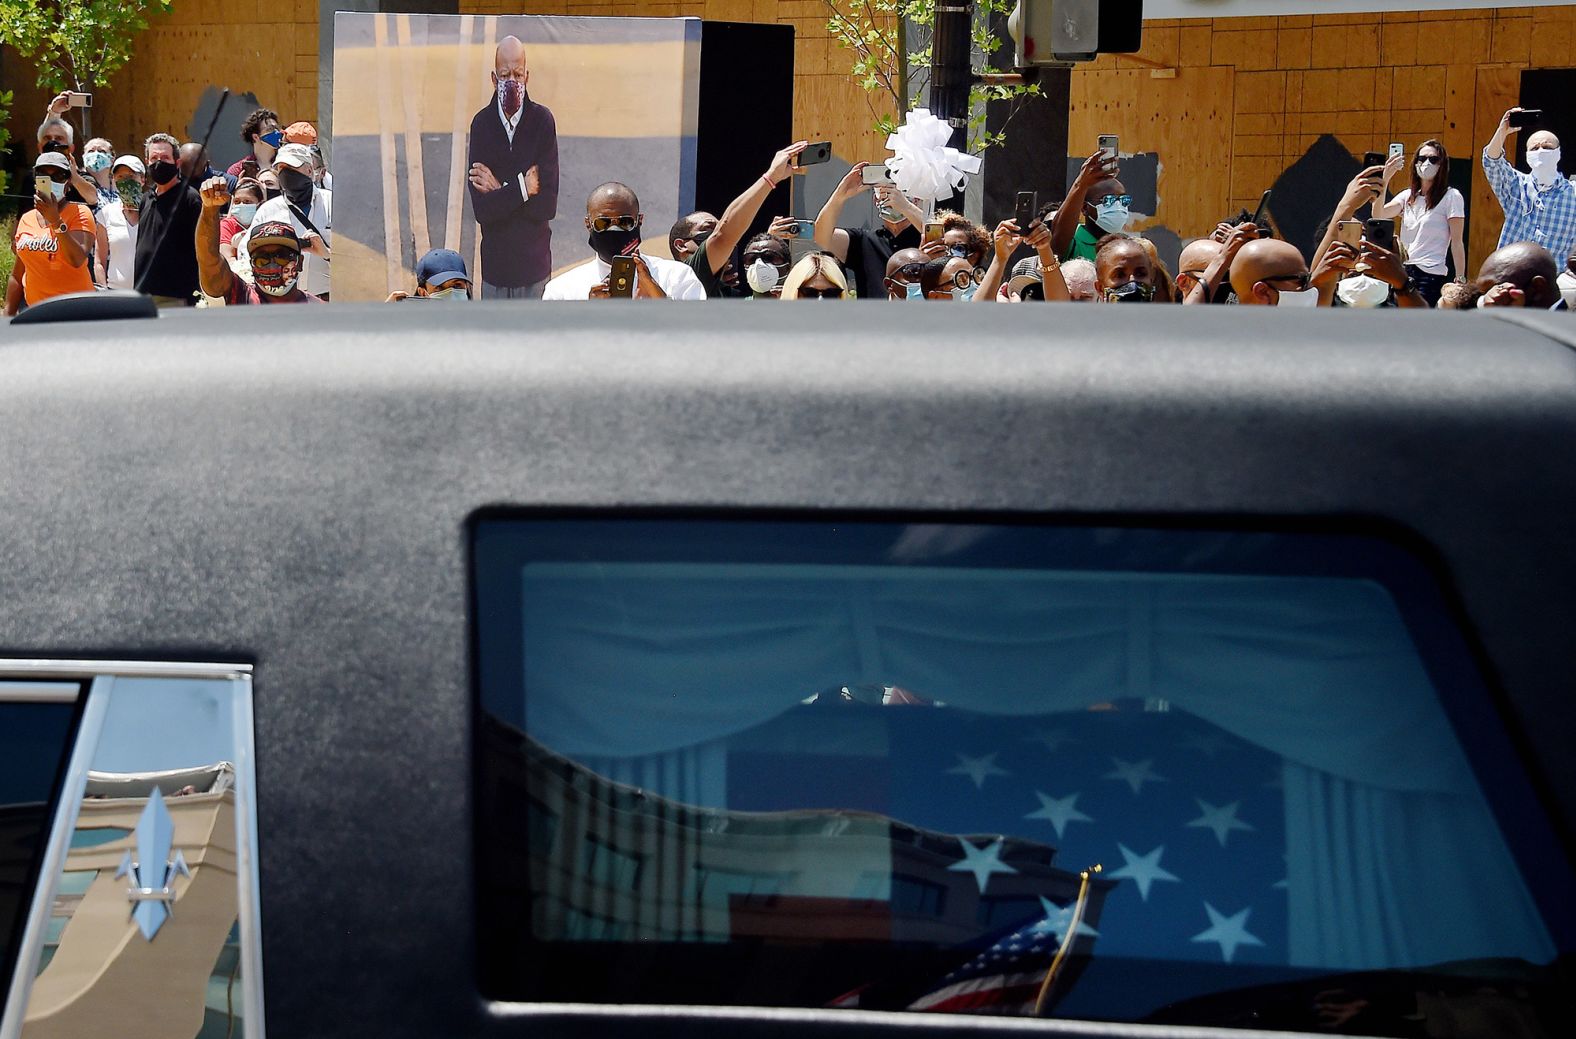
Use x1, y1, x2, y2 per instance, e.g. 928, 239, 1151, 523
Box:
114, 786, 191, 940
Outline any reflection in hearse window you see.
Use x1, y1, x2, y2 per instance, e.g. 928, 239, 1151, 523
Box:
473, 521, 1570, 1033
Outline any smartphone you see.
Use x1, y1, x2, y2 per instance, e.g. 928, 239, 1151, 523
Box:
1508, 109, 1542, 129
35, 174, 54, 199
66, 91, 92, 108
1098, 134, 1119, 171
923, 221, 945, 247
1388, 141, 1405, 164
1251, 189, 1272, 225
1362, 151, 1385, 171
609, 255, 636, 298
860, 163, 893, 186
1336, 220, 1363, 248
784, 219, 815, 239
1015, 191, 1039, 232
798, 142, 832, 167
1362, 217, 1396, 252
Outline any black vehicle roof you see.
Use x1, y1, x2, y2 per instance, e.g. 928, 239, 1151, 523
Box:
3, 303, 1574, 1038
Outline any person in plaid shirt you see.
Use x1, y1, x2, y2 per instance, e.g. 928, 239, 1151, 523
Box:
1482, 107, 1576, 262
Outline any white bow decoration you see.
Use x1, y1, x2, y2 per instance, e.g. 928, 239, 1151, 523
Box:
885, 108, 982, 204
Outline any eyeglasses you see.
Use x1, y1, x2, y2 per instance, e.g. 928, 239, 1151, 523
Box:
797, 286, 843, 299
894, 262, 928, 281
590, 215, 640, 233
1262, 272, 1311, 291
251, 251, 299, 269
1092, 194, 1133, 207
34, 170, 71, 184
945, 269, 978, 290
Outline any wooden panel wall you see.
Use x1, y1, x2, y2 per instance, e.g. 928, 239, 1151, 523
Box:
1070, 5, 1576, 270
457, 0, 892, 164
2, 0, 318, 162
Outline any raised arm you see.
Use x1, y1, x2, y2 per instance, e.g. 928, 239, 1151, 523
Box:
1484, 107, 1521, 162
196, 177, 236, 299
1050, 151, 1113, 259
1372, 152, 1408, 219
813, 162, 866, 263
973, 219, 1021, 303
1310, 166, 1384, 272
703, 141, 807, 273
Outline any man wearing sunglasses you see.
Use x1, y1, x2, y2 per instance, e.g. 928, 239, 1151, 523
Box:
229, 108, 281, 181
882, 248, 929, 300
197, 177, 321, 305
1227, 238, 1322, 307
1050, 149, 1129, 265
544, 182, 705, 300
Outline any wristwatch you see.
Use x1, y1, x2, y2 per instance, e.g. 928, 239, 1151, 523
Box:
1397, 275, 1419, 296
56, 222, 70, 236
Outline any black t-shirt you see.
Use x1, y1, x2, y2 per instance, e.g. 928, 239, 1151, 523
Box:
133, 183, 202, 300
843, 223, 920, 299
687, 244, 725, 299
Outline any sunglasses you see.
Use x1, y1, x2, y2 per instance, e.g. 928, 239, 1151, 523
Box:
1092, 194, 1133, 207
1262, 272, 1311, 291
251, 250, 299, 269
893, 262, 928, 281
797, 286, 843, 299
35, 170, 71, 184
590, 215, 640, 233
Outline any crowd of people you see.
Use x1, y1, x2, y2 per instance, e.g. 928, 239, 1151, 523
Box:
7, 92, 1574, 314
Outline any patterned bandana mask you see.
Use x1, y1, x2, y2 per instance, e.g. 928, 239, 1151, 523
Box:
254, 255, 302, 297
498, 79, 524, 118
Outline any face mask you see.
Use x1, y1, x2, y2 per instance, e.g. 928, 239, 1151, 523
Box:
1528, 148, 1561, 186
115, 179, 144, 208
41, 180, 67, 201
254, 255, 302, 297
278, 168, 314, 208
745, 258, 781, 295
1274, 285, 1319, 308
232, 203, 258, 227
84, 152, 112, 173
587, 225, 641, 263
904, 281, 923, 300
957, 283, 977, 302
147, 160, 179, 186
1103, 280, 1154, 303
1415, 159, 1439, 179
1093, 201, 1130, 234
1336, 274, 1390, 308
259, 130, 284, 150
946, 245, 968, 258
498, 78, 524, 117
426, 287, 470, 301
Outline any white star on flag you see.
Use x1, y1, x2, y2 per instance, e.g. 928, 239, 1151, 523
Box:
1190, 902, 1265, 963
1106, 843, 1180, 901
1024, 791, 1093, 838
1030, 895, 1100, 941
1104, 757, 1167, 795
1185, 798, 1255, 847
946, 752, 1009, 790
947, 836, 1018, 893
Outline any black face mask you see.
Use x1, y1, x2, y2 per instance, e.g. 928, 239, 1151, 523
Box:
1104, 280, 1156, 303
278, 168, 314, 209
147, 160, 179, 186
587, 225, 642, 263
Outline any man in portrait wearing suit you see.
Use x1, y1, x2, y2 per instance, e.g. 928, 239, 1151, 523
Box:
468, 34, 560, 299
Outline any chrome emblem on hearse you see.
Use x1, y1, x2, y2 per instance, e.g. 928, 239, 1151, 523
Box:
115, 786, 191, 940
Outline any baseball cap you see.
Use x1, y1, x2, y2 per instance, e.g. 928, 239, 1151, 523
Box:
111, 154, 146, 176
34, 152, 71, 173
1007, 255, 1043, 295
416, 248, 470, 289
273, 143, 315, 173
283, 121, 318, 145
247, 220, 301, 253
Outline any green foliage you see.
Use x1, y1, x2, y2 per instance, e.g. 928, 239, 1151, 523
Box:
0, 89, 11, 196
824, 0, 1037, 155
0, 215, 14, 288
0, 0, 173, 94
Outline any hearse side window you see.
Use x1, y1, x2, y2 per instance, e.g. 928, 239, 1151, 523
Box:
472, 519, 1572, 1033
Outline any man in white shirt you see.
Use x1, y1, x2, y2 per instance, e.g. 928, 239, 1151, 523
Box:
253, 143, 332, 299
544, 182, 706, 300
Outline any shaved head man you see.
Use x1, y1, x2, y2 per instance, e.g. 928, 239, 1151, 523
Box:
1482, 107, 1575, 261
468, 32, 560, 298
543, 182, 706, 300
1175, 238, 1222, 302
1475, 241, 1563, 309
1229, 239, 1317, 306
885, 247, 928, 299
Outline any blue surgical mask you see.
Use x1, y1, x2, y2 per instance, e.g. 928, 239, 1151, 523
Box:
905, 282, 924, 300
957, 283, 977, 302
232, 203, 258, 227
47, 181, 67, 201
1094, 200, 1130, 234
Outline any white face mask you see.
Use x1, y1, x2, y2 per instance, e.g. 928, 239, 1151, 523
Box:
1337, 274, 1390, 308
1093, 200, 1130, 234
1274, 285, 1319, 308
745, 258, 781, 295
1527, 147, 1562, 186
1415, 159, 1439, 179
426, 286, 470, 301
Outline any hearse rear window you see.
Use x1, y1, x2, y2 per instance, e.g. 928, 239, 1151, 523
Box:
472, 518, 1570, 1032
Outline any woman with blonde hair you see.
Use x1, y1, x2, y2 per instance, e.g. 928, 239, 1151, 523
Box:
779, 252, 851, 299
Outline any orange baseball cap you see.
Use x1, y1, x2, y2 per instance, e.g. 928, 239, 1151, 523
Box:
282, 121, 318, 145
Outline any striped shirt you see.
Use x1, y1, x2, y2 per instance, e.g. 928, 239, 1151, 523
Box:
1481, 151, 1576, 260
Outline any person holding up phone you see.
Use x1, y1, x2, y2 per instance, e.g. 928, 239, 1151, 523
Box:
668, 140, 808, 298
812, 161, 926, 299
36, 102, 100, 208
544, 182, 705, 300
1369, 140, 1466, 306
1050, 149, 1128, 264
1483, 107, 1574, 261
974, 217, 1068, 303
5, 152, 96, 316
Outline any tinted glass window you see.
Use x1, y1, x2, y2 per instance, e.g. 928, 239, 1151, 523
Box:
0, 685, 82, 999
473, 519, 1571, 1032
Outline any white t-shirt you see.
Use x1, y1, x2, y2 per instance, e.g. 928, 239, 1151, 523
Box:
254, 189, 332, 297
98, 199, 137, 291
542, 254, 707, 300
1398, 186, 1465, 276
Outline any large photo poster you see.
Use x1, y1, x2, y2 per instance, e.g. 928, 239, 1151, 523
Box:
332, 13, 701, 301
